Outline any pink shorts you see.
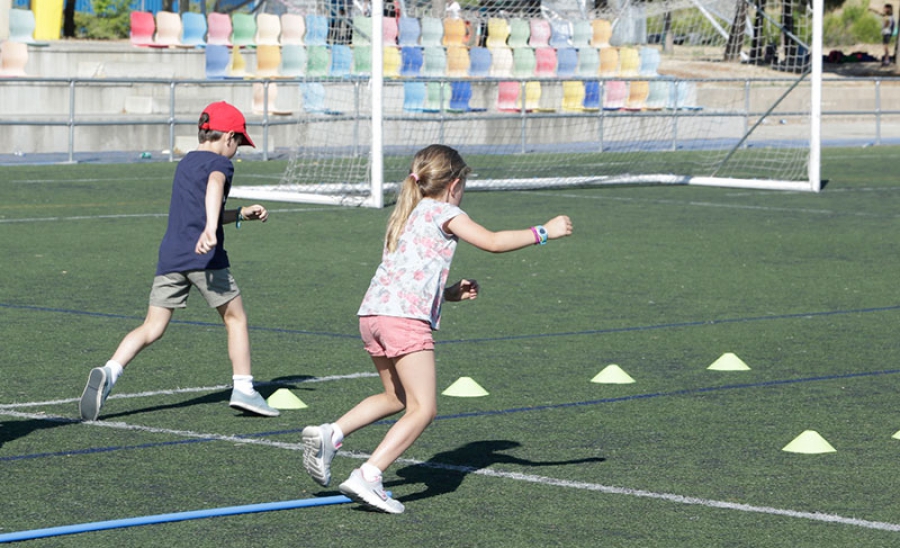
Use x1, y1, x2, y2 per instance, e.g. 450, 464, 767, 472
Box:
359, 315, 434, 358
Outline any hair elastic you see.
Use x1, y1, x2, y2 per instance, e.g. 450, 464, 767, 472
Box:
410, 172, 420, 182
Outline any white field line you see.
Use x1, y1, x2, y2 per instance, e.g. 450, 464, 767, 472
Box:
0, 207, 344, 224
0, 372, 377, 409
3, 406, 898, 534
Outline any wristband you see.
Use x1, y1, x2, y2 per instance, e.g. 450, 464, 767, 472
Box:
535, 225, 548, 245
236, 207, 244, 229
530, 226, 541, 245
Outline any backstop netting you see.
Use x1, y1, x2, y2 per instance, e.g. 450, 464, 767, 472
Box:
230, 0, 822, 207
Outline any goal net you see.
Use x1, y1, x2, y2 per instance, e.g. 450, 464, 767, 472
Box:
230, 0, 822, 207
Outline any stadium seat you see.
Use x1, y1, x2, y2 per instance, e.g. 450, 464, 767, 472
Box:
154, 11, 182, 47
534, 47, 556, 77
424, 82, 445, 111
626, 80, 649, 110
599, 46, 619, 76
548, 20, 571, 48
512, 47, 536, 77
280, 13, 305, 45
442, 18, 468, 46
181, 12, 207, 47
528, 19, 550, 47
0, 40, 28, 76
468, 47, 491, 77
352, 44, 372, 74
305, 15, 328, 46
507, 18, 530, 48
639, 46, 661, 76
129, 10, 155, 47
9, 9, 41, 44
561, 81, 584, 111
618, 46, 639, 76
204, 44, 231, 78
583, 80, 600, 110
252, 82, 291, 115
255, 44, 282, 77
280, 44, 307, 76
555, 47, 577, 77
229, 45, 248, 77
489, 46, 513, 77
207, 12, 232, 46
645, 79, 670, 110
423, 46, 447, 76
496, 81, 520, 112
403, 81, 426, 112
603, 80, 627, 110
383, 16, 398, 45
420, 16, 443, 46
448, 81, 473, 111
397, 16, 421, 46
256, 13, 281, 45
400, 46, 423, 76
352, 15, 372, 46
301, 82, 328, 113
329, 44, 352, 76
571, 20, 592, 47
231, 13, 256, 47
576, 47, 599, 76
306, 45, 329, 76
446, 45, 469, 76
486, 17, 510, 48
523, 81, 541, 110
383, 46, 401, 77
591, 19, 611, 47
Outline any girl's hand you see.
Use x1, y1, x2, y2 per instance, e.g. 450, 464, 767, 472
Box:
544, 215, 573, 240
241, 204, 269, 222
445, 279, 479, 302
195, 228, 217, 255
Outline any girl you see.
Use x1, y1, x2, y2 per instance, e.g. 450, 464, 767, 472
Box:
301, 144, 573, 513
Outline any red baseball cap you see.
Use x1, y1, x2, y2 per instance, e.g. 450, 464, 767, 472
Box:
200, 101, 255, 148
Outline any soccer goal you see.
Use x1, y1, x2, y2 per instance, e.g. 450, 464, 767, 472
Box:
230, 0, 822, 207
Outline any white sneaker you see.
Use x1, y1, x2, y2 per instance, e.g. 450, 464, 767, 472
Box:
302, 424, 338, 486
79, 366, 113, 421
228, 389, 280, 417
339, 468, 404, 514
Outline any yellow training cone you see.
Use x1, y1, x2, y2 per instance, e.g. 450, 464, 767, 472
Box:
782, 430, 836, 454
707, 352, 751, 371
591, 365, 635, 384
266, 388, 308, 410
442, 377, 489, 397
892, 430, 900, 440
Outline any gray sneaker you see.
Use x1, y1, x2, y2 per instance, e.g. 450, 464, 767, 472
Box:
302, 424, 339, 486
339, 468, 404, 514
79, 366, 113, 421
229, 389, 280, 417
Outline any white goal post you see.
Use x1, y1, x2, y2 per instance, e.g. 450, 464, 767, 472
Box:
230, 0, 822, 207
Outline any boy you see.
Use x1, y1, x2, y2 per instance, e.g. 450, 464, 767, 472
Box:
79, 101, 279, 421
873, 4, 896, 65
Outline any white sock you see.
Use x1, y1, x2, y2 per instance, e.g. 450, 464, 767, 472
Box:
360, 462, 382, 483
105, 360, 124, 385
330, 423, 344, 448
232, 375, 255, 396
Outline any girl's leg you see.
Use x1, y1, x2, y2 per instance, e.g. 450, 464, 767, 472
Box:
217, 295, 251, 376
335, 354, 410, 436
111, 305, 173, 367
362, 350, 437, 472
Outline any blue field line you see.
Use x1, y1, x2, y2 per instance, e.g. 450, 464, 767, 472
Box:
0, 494, 359, 543
4, 367, 900, 464
3, 302, 900, 344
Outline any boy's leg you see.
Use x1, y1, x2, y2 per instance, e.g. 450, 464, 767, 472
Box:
218, 296, 279, 416
80, 306, 173, 421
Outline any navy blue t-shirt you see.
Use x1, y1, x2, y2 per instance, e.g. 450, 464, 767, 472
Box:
156, 151, 234, 275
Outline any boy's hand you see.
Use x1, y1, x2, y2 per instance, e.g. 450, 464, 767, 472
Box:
195, 228, 217, 255
241, 204, 269, 222
544, 215, 573, 240
445, 279, 479, 302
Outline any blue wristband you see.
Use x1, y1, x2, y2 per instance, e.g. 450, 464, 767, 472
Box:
236, 208, 244, 229
536, 225, 548, 245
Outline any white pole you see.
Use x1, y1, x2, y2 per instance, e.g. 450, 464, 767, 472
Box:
369, 0, 385, 208
809, 0, 822, 191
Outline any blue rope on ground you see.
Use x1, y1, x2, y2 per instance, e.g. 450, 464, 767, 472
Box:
0, 494, 356, 543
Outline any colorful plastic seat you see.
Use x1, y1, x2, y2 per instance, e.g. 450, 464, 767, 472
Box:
645, 79, 670, 110
512, 47, 536, 77
523, 81, 541, 110
400, 46, 423, 76
424, 82, 445, 111
507, 18, 530, 48
306, 45, 330, 76
0, 41, 28, 76
534, 47, 556, 77
181, 12, 207, 47
626, 80, 649, 110
571, 20, 592, 47
603, 80, 627, 110
486, 17, 510, 48
618, 46, 640, 76
129, 10, 155, 47
423, 46, 447, 76
330, 44, 352, 76
256, 13, 281, 45
555, 47, 577, 77
591, 19, 611, 47
352, 15, 372, 46
383, 16, 398, 45
207, 12, 232, 46
561, 81, 584, 111
280, 44, 307, 76
403, 81, 426, 112
496, 81, 520, 111
468, 47, 491, 77
353, 44, 372, 74
489, 46, 513, 77
448, 81, 473, 111
9, 8, 39, 44
583, 81, 600, 110
383, 46, 401, 77
420, 16, 443, 46
255, 44, 282, 77
397, 16, 421, 46
231, 13, 256, 47
639, 46, 661, 76
204, 44, 230, 78
280, 13, 305, 45
528, 19, 550, 47
599, 46, 619, 76
301, 82, 328, 113
305, 14, 328, 46
446, 45, 469, 76
576, 47, 599, 76
548, 20, 571, 48
442, 18, 468, 46
154, 11, 182, 47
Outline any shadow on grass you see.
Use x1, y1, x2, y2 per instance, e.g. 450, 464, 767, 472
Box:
390, 440, 606, 504
0, 417, 75, 449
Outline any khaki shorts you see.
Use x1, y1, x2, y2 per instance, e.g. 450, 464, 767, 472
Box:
149, 269, 240, 309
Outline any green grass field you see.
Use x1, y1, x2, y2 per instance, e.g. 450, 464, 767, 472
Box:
2, 148, 900, 547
